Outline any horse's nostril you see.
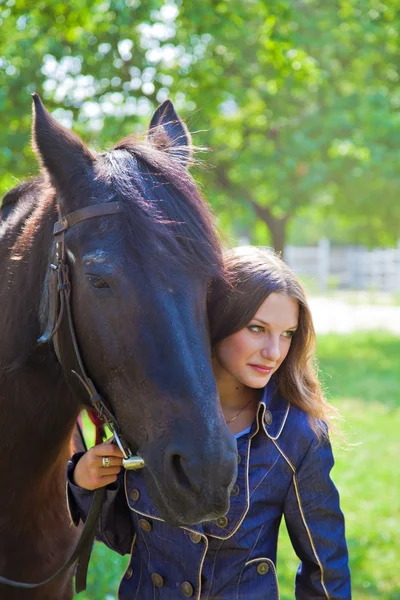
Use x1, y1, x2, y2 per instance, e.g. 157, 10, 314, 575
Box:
170, 454, 201, 495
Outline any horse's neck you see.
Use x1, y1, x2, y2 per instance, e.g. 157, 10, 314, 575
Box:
0, 438, 78, 597
0, 348, 79, 496
0, 182, 80, 505
0, 436, 72, 526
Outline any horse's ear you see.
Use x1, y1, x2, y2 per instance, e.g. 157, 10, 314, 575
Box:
31, 93, 94, 189
147, 99, 192, 167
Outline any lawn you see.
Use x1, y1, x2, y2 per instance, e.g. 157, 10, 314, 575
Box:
74, 332, 400, 600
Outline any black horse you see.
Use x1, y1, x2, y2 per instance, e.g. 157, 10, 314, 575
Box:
0, 95, 237, 599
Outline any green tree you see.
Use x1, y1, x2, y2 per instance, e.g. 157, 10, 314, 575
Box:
1, 0, 400, 251
172, 0, 400, 250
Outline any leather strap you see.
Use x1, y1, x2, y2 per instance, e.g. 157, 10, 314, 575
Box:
53, 202, 122, 234
37, 261, 61, 349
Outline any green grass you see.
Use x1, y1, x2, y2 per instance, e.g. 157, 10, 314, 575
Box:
75, 332, 400, 599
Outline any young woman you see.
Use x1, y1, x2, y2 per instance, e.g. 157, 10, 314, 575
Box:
67, 246, 351, 599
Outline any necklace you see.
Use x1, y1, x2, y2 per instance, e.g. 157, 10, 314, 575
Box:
225, 397, 254, 424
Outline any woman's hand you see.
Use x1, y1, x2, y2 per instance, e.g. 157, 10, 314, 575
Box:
73, 439, 124, 490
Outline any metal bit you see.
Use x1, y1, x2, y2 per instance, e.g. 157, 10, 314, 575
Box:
122, 455, 145, 470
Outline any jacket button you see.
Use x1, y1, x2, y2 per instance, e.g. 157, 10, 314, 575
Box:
182, 581, 194, 597
151, 572, 164, 587
189, 532, 202, 544
257, 562, 270, 575
139, 519, 152, 532
125, 566, 133, 579
237, 454, 241, 464
231, 484, 239, 497
215, 516, 228, 528
130, 488, 140, 502
264, 410, 273, 426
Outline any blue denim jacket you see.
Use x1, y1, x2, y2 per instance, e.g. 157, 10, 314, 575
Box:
67, 386, 351, 599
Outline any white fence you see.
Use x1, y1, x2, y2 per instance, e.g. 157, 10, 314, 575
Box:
285, 239, 400, 292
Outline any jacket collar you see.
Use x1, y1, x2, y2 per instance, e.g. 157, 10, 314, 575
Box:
255, 380, 290, 440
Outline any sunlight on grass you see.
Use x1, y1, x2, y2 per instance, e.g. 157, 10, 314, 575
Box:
75, 332, 400, 600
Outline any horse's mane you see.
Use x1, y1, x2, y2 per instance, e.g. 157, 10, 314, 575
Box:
2, 178, 38, 210
0, 178, 57, 374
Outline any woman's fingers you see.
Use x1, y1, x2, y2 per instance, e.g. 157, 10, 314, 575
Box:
96, 456, 123, 469
93, 441, 125, 459
99, 475, 120, 486
99, 467, 121, 477
73, 443, 123, 490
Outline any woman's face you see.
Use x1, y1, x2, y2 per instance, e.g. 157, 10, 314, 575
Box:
213, 292, 299, 389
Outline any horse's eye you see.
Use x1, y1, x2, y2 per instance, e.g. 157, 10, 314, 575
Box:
86, 275, 110, 289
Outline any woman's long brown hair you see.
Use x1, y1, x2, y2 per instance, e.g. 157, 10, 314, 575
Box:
208, 246, 339, 438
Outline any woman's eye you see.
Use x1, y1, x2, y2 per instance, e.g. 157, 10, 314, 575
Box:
248, 325, 263, 333
282, 330, 294, 339
86, 275, 110, 289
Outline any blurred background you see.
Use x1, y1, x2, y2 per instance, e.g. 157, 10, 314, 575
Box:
1, 0, 399, 598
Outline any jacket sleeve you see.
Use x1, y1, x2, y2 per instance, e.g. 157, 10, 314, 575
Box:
66, 452, 134, 556
283, 434, 351, 600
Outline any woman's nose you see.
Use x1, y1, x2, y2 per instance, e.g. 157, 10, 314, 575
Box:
261, 339, 280, 362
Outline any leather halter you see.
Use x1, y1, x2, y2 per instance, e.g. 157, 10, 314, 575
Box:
0, 202, 143, 593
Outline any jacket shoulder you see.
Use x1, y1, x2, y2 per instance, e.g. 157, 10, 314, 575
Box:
267, 392, 325, 470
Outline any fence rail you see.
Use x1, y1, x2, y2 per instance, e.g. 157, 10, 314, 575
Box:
284, 239, 400, 292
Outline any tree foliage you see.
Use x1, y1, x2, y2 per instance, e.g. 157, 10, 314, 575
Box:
1, 0, 399, 250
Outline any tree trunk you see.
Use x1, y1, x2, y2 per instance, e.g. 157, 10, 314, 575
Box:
267, 215, 287, 257
249, 201, 289, 257
213, 170, 290, 256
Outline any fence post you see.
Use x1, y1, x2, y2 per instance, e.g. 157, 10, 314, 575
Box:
397, 240, 400, 292
318, 238, 330, 292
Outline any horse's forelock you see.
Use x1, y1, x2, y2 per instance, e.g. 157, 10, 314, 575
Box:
96, 141, 224, 280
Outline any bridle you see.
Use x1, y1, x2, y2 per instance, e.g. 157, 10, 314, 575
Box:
0, 201, 144, 592
38, 201, 140, 464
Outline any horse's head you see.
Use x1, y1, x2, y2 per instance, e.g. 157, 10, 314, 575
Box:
32, 95, 237, 525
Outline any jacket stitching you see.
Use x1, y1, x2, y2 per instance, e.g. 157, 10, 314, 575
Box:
134, 552, 142, 600
263, 402, 290, 440
203, 434, 252, 541
235, 526, 265, 600
194, 534, 208, 600
293, 474, 330, 599
249, 403, 262, 438
124, 472, 208, 600
205, 538, 225, 600
250, 454, 280, 498
116, 534, 141, 600
270, 437, 296, 473
124, 471, 166, 524
243, 557, 280, 600
154, 529, 184, 554
135, 512, 154, 598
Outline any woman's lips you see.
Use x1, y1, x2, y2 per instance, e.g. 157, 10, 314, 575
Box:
249, 364, 274, 374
